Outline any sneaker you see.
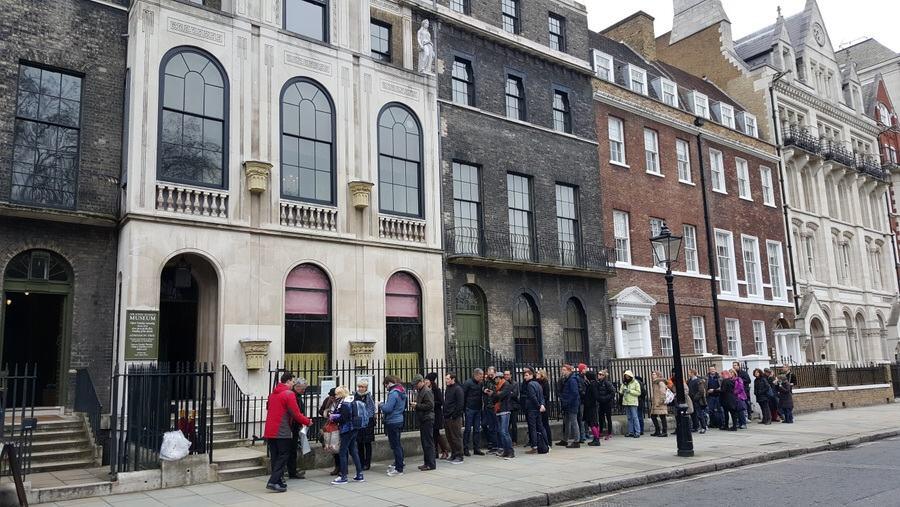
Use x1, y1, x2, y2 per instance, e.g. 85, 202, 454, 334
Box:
588, 440, 601, 447
504, 451, 516, 460
386, 465, 395, 474
331, 477, 348, 485
266, 483, 286, 493
526, 448, 538, 454
450, 458, 464, 465
464, 450, 471, 457
353, 475, 365, 483
387, 469, 404, 477
566, 442, 581, 449
473, 450, 485, 456
417, 465, 435, 471
555, 440, 568, 447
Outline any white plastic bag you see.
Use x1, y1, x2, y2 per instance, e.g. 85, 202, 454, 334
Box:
159, 430, 192, 461
299, 426, 312, 456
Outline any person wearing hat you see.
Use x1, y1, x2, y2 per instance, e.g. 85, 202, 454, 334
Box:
619, 370, 642, 438
411, 374, 436, 470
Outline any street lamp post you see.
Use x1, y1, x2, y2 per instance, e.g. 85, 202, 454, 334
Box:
650, 223, 694, 457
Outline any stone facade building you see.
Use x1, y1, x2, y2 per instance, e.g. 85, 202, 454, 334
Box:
590, 13, 792, 361
0, 0, 128, 407
117, 0, 444, 395
836, 39, 900, 118
655, 0, 899, 363
410, 0, 613, 364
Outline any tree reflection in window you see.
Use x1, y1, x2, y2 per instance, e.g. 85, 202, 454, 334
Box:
281, 79, 334, 204
513, 294, 541, 362
12, 65, 81, 208
4, 250, 71, 283
378, 105, 422, 217
159, 48, 227, 188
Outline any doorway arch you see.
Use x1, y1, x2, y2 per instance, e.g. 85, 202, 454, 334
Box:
2, 250, 73, 406
158, 254, 219, 366
808, 317, 826, 362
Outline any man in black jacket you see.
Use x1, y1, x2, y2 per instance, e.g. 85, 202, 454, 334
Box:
522, 368, 546, 454
412, 374, 436, 471
503, 370, 520, 445
461, 368, 484, 456
444, 373, 465, 464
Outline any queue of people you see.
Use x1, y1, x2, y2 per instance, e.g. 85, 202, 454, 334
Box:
263, 362, 798, 492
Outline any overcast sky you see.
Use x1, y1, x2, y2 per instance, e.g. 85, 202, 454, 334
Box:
584, 0, 900, 53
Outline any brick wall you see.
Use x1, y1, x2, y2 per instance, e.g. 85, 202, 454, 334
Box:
793, 386, 894, 413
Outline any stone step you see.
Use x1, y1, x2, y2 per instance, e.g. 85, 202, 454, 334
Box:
29, 457, 97, 474
29, 447, 95, 464
212, 438, 250, 450
4, 419, 84, 433
213, 431, 240, 441
212, 408, 230, 416
30, 437, 91, 452
217, 465, 268, 481
214, 455, 265, 471
29, 429, 91, 442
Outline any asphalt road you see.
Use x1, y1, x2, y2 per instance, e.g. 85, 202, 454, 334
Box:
564, 436, 900, 507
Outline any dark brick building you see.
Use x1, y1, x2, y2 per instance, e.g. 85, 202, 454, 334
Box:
591, 13, 794, 361
415, 0, 613, 364
0, 0, 127, 406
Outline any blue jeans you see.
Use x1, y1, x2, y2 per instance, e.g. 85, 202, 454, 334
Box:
781, 407, 794, 423
496, 412, 512, 452
464, 407, 482, 451
526, 409, 545, 449
385, 422, 404, 472
482, 408, 498, 449
338, 429, 362, 479
625, 406, 640, 435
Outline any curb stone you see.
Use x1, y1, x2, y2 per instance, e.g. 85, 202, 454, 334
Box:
483, 428, 900, 506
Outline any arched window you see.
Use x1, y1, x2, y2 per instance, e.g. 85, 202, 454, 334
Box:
378, 105, 422, 217
159, 48, 228, 188
4, 250, 71, 283
281, 79, 334, 204
385, 272, 423, 363
512, 294, 541, 362
455, 285, 486, 351
285, 264, 331, 368
563, 298, 588, 364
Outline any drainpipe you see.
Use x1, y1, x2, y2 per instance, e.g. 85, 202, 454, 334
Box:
768, 77, 801, 316
694, 118, 724, 355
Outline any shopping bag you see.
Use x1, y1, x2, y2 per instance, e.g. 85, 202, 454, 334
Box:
159, 430, 192, 461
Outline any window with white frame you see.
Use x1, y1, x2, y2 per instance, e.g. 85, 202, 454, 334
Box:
676, 139, 691, 183
720, 103, 735, 129
743, 113, 758, 137
613, 210, 631, 264
760, 166, 775, 206
693, 92, 709, 119
766, 241, 786, 300
716, 230, 737, 294
736, 158, 751, 200
741, 236, 762, 298
644, 129, 660, 174
692, 316, 707, 354
661, 79, 678, 107
650, 218, 665, 267
592, 50, 613, 81
659, 314, 673, 356
725, 318, 742, 357
629, 66, 647, 95
752, 320, 767, 356
877, 103, 891, 125
608, 116, 625, 164
684, 224, 699, 273
710, 149, 725, 193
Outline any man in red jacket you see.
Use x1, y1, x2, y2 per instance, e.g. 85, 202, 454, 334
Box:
265, 372, 311, 493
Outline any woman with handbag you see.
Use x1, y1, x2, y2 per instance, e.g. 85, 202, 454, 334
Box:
649, 371, 671, 437
354, 379, 377, 470
319, 388, 341, 475
329, 386, 364, 485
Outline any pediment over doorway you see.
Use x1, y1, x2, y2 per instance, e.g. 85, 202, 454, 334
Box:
609, 286, 657, 309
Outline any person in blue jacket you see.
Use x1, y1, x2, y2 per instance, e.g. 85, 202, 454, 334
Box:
557, 364, 582, 448
379, 375, 408, 476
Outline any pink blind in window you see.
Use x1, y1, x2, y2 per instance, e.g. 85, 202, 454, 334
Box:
285, 264, 329, 315
386, 272, 420, 318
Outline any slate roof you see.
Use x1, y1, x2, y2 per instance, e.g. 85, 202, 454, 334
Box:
734, 11, 809, 63
654, 61, 743, 111
836, 39, 899, 70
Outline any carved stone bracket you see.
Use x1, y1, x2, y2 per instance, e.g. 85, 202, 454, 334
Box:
239, 338, 271, 370
349, 339, 377, 367
349, 180, 374, 209
244, 161, 272, 194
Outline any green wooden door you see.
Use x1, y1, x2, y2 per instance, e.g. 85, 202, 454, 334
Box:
455, 286, 485, 349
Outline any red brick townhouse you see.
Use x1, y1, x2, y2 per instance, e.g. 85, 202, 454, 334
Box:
591, 13, 795, 361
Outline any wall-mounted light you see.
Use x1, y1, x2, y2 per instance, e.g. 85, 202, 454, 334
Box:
5, 299, 11, 306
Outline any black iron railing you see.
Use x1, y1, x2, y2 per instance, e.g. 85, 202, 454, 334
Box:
110, 362, 215, 475
783, 125, 820, 154
446, 226, 614, 274
221, 365, 266, 444
74, 368, 103, 446
0, 364, 38, 477
857, 155, 887, 181
822, 140, 856, 167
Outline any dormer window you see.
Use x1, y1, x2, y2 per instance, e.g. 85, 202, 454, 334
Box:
718, 103, 735, 129
877, 103, 891, 125
660, 78, 678, 107
592, 50, 613, 81
691, 91, 709, 119
628, 65, 647, 95
742, 112, 758, 137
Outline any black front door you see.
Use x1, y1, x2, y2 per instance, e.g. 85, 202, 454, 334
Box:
2, 291, 65, 406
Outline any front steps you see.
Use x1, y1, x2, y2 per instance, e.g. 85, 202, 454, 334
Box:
3, 412, 101, 473
209, 407, 268, 480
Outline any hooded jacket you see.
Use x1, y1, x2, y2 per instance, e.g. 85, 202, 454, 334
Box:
619, 376, 641, 407
380, 383, 408, 426
522, 378, 544, 412
263, 383, 311, 439
595, 378, 616, 407
559, 373, 581, 413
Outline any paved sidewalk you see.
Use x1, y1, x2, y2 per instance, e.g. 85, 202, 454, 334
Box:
39, 403, 900, 507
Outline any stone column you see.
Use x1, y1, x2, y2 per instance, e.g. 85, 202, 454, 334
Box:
641, 316, 653, 357
613, 315, 625, 358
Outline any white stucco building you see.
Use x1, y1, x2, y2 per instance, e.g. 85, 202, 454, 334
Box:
116, 0, 443, 394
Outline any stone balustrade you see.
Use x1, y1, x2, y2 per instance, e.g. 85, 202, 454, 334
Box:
280, 201, 338, 232
155, 183, 228, 218
379, 215, 426, 243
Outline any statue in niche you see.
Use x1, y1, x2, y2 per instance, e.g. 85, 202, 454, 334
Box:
417, 19, 434, 74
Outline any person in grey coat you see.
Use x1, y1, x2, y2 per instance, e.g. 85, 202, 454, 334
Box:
411, 374, 436, 470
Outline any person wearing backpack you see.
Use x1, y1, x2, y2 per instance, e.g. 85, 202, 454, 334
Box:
328, 386, 364, 485
354, 379, 377, 470
649, 371, 670, 437
380, 375, 407, 476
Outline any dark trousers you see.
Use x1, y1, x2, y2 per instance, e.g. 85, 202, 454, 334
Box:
482, 408, 498, 449
541, 411, 552, 443
357, 440, 372, 468
781, 407, 794, 423
598, 404, 613, 434
509, 410, 519, 444
464, 408, 482, 452
769, 398, 781, 420
691, 405, 708, 430
721, 408, 739, 430
267, 438, 292, 486
420, 419, 436, 468
385, 422, 404, 472
338, 429, 362, 479
651, 414, 668, 434
445, 416, 463, 458
526, 410, 545, 449
707, 396, 722, 428
637, 402, 646, 433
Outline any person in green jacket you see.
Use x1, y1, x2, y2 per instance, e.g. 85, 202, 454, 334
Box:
619, 370, 642, 438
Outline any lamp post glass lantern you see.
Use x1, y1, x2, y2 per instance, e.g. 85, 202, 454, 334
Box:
649, 223, 694, 457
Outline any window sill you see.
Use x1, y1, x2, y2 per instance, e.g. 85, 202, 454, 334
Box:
739, 196, 754, 202
712, 188, 728, 195
763, 202, 777, 208
646, 170, 664, 178
610, 160, 630, 169
678, 179, 696, 186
